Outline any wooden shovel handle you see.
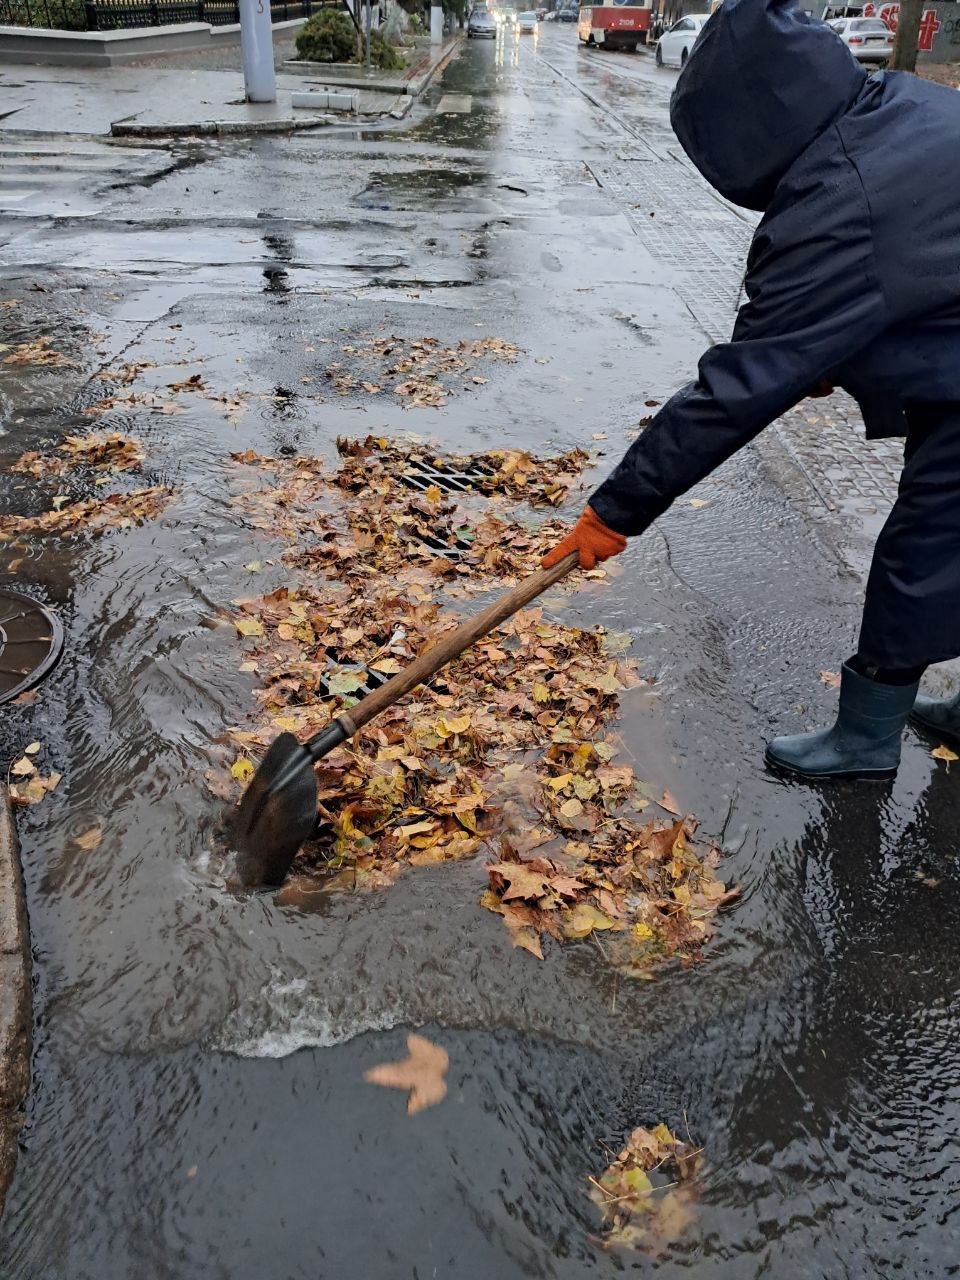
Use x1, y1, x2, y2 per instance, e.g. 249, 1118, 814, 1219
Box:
339, 551, 580, 735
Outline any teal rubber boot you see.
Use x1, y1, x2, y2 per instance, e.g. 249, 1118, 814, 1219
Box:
765, 662, 919, 780
909, 689, 960, 744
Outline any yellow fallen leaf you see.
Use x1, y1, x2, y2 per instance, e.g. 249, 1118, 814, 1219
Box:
231, 758, 255, 783
11, 756, 35, 777
533, 682, 550, 704
688, 498, 708, 509
396, 819, 436, 839
243, 561, 263, 573
932, 745, 959, 764
547, 772, 573, 791
563, 902, 617, 938
509, 924, 544, 959
364, 1033, 448, 1114
425, 485, 443, 503
371, 657, 403, 675
559, 797, 583, 818
234, 618, 264, 638
24, 742, 41, 756
436, 713, 471, 737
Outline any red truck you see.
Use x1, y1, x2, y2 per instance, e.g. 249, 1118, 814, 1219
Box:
577, 0, 653, 49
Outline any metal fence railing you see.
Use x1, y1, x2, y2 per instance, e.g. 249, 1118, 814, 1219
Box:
0, 0, 319, 30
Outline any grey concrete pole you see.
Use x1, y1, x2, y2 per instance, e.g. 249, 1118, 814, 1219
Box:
240, 0, 277, 103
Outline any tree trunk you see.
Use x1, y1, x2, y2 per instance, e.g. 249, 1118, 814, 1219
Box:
891, 0, 923, 72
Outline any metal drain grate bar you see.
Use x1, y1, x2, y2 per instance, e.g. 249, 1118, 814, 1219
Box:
410, 528, 473, 559
399, 459, 496, 495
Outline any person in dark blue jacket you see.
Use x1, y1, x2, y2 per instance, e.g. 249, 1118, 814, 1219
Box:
545, 0, 960, 781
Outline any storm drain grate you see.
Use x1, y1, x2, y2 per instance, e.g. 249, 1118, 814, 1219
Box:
0, 588, 64, 705
408, 527, 474, 560
399, 458, 497, 496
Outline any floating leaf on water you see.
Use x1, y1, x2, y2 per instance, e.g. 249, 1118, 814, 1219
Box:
364, 1033, 449, 1114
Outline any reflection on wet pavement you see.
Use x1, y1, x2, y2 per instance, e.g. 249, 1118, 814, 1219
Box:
1, 25, 959, 1280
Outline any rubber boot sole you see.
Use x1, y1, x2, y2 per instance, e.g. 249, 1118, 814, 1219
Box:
764, 749, 897, 782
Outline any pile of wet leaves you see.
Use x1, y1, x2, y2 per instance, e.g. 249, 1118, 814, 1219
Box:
0, 486, 172, 538
3, 430, 170, 539
589, 1123, 702, 1253
323, 333, 519, 407
226, 437, 738, 972
1, 335, 75, 368
336, 434, 589, 507
7, 742, 61, 807
12, 432, 145, 478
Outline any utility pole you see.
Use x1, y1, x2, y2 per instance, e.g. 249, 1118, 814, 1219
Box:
891, 0, 923, 72
364, 0, 372, 74
240, 0, 277, 103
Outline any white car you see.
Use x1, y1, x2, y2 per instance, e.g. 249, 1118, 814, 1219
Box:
828, 16, 893, 62
655, 14, 709, 68
518, 9, 538, 30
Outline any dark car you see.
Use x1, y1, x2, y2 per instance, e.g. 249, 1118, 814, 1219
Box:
468, 6, 499, 35
557, 5, 578, 20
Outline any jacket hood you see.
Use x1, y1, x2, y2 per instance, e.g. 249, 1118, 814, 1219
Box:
669, 0, 867, 211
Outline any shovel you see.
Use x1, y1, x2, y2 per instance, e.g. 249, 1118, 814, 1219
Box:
233, 551, 580, 887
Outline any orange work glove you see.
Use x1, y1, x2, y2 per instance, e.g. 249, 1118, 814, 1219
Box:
542, 505, 628, 571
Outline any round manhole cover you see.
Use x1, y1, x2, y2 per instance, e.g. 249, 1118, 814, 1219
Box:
0, 588, 63, 705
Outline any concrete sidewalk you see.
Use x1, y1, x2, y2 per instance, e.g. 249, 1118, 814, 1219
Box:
282, 33, 462, 95
0, 64, 408, 138
0, 786, 29, 1216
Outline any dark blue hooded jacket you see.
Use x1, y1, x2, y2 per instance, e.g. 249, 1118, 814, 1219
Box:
589, 0, 960, 536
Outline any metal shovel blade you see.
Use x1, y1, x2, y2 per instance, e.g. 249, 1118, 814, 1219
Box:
233, 733, 319, 888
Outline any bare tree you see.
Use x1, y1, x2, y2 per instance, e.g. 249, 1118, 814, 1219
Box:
891, 0, 923, 72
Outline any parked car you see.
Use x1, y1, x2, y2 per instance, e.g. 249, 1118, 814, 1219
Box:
558, 6, 578, 21
519, 9, 539, 30
468, 6, 499, 36
828, 15, 893, 62
655, 13, 709, 66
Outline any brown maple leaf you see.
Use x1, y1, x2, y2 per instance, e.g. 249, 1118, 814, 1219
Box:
488, 861, 553, 902
659, 790, 682, 817
364, 1033, 449, 1114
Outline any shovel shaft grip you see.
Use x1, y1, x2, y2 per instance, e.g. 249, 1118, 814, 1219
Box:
337, 551, 580, 737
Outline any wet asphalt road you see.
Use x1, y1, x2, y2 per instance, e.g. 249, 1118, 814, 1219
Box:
1, 26, 960, 1279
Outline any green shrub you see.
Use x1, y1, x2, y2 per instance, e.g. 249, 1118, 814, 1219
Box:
295, 7, 358, 63
295, 6, 405, 68
5, 0, 87, 30
369, 26, 404, 69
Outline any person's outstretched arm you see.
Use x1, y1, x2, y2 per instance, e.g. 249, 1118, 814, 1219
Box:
545, 166, 888, 566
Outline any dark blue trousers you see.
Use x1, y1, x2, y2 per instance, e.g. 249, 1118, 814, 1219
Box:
859, 404, 960, 671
